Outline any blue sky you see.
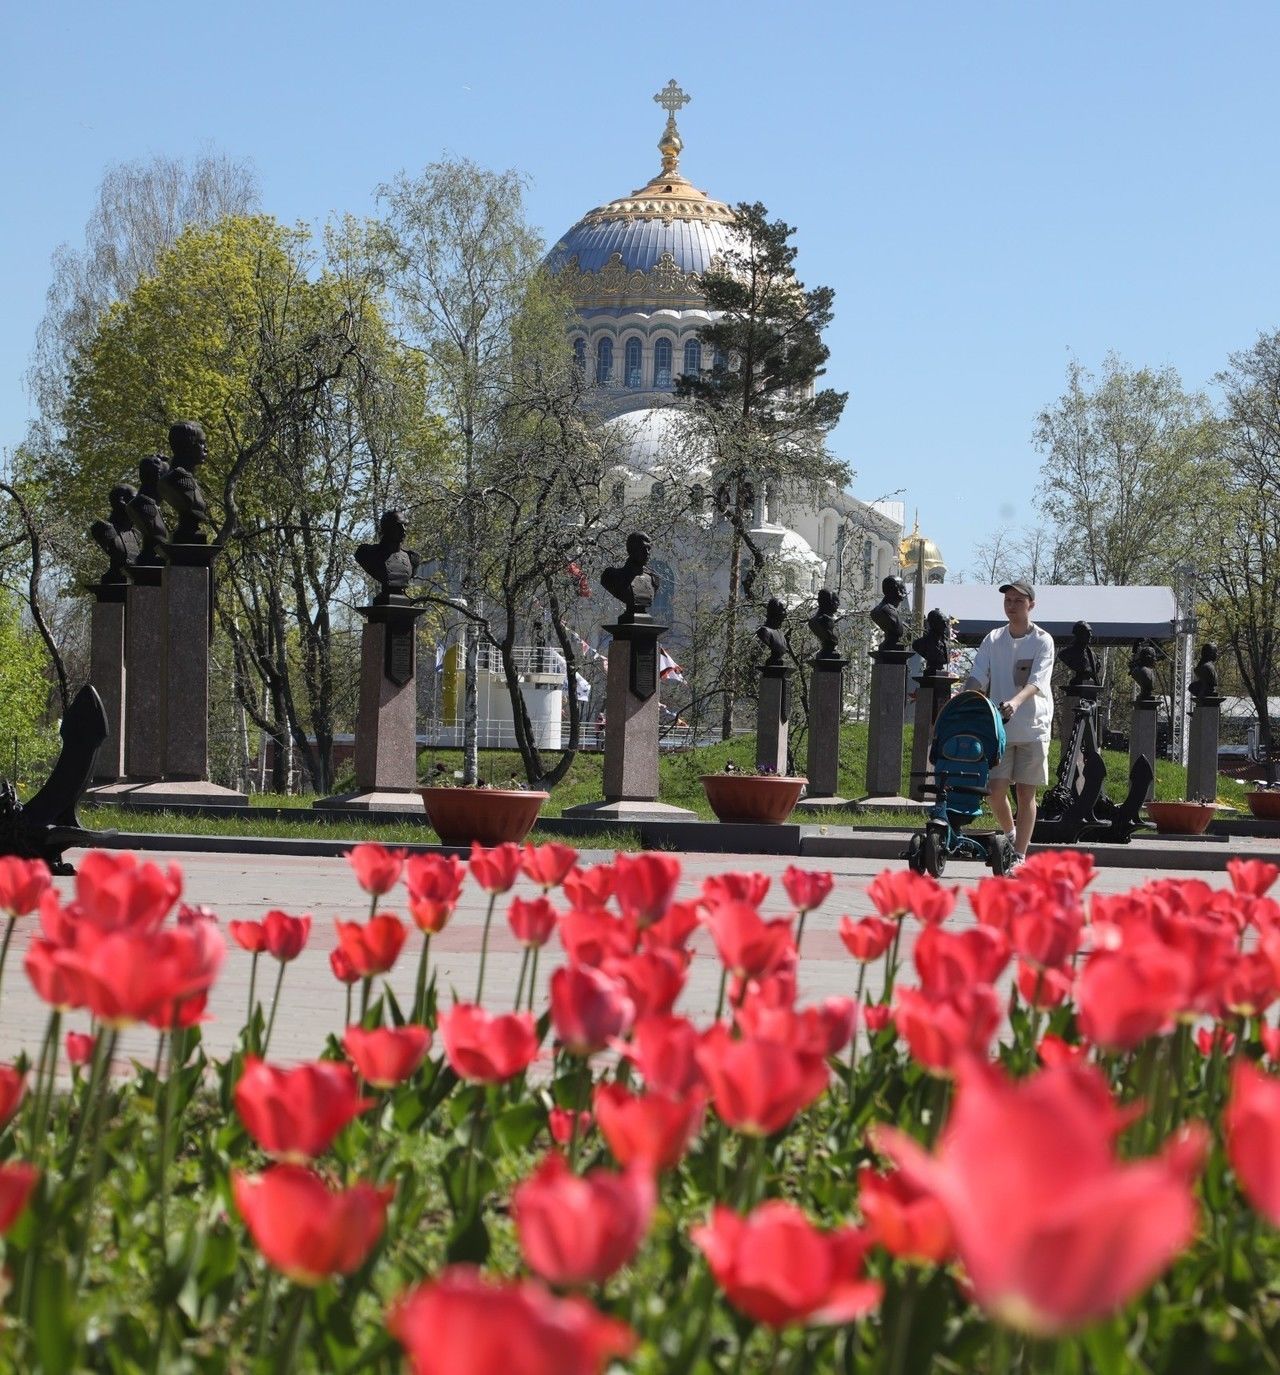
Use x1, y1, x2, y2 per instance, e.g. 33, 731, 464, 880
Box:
3, 1, 1277, 577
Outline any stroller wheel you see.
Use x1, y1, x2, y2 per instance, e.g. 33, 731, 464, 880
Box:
986, 833, 1009, 876
905, 833, 926, 874
922, 829, 946, 879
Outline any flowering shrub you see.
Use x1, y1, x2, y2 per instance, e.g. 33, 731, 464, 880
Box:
0, 844, 1278, 1369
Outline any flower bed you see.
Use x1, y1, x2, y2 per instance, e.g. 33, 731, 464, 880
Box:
0, 842, 1279, 1370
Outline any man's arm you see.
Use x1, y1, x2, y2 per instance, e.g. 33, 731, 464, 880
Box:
963, 637, 991, 695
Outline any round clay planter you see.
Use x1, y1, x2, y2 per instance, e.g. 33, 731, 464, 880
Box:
1246, 791, 1280, 821
700, 774, 807, 825
419, 787, 548, 847
1144, 800, 1215, 836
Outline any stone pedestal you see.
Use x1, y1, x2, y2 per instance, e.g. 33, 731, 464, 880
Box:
87, 583, 127, 786
316, 601, 424, 813
1186, 696, 1223, 804
122, 565, 165, 786
1130, 700, 1159, 803
564, 618, 695, 822
1062, 683, 1099, 750
864, 650, 911, 801
128, 545, 247, 807
756, 666, 791, 774
804, 657, 848, 800
909, 674, 958, 802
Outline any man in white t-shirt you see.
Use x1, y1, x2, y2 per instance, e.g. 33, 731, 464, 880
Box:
962, 580, 1056, 865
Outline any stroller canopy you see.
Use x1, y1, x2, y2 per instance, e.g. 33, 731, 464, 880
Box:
930, 690, 1006, 769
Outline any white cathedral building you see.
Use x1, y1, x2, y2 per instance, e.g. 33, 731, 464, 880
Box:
437, 82, 944, 747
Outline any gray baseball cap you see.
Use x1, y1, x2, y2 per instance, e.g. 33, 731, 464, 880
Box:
999, 580, 1035, 600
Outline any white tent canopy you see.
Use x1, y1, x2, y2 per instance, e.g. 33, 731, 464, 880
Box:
920, 584, 1178, 645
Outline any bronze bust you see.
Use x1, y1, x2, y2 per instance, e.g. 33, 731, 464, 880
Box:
1189, 642, 1219, 701
355, 510, 419, 604
912, 608, 952, 676
807, 588, 841, 660
1060, 620, 1101, 690
158, 420, 211, 544
601, 532, 658, 623
870, 575, 908, 654
755, 597, 789, 669
89, 483, 140, 584
128, 456, 170, 567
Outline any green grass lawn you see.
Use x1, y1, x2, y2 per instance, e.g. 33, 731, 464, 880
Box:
85, 722, 1251, 844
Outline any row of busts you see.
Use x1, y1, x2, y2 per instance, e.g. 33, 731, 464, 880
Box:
90, 421, 210, 582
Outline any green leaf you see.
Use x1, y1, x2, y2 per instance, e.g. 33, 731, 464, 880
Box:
493, 1100, 543, 1153
445, 1205, 490, 1264
33, 1258, 75, 1374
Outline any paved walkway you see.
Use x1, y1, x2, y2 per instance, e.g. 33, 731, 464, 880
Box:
0, 842, 1267, 1071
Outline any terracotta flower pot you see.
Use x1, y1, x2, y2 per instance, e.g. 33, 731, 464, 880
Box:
1144, 800, 1214, 836
418, 787, 548, 847
700, 775, 806, 825
1246, 791, 1280, 821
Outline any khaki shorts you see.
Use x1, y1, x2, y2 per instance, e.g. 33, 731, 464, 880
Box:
988, 738, 1049, 787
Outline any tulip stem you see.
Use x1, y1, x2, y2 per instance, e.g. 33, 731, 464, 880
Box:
158, 1028, 186, 1248
883, 918, 904, 1000
513, 947, 530, 1012
72, 1027, 120, 1293
277, 1286, 309, 1375
474, 892, 498, 1005
27, 1007, 60, 1155
847, 964, 867, 1098
795, 909, 809, 955
987, 1324, 1013, 1375
714, 967, 727, 1022
526, 946, 540, 1012
262, 960, 288, 1059
0, 912, 16, 1022
255, 1269, 277, 1358
245, 950, 260, 1047
413, 935, 432, 1024
886, 1266, 920, 1375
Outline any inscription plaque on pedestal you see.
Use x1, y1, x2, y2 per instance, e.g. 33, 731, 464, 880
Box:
386, 625, 414, 687
631, 638, 657, 701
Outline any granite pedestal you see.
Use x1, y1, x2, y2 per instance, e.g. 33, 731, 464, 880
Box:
317, 601, 425, 813
909, 673, 958, 802
564, 617, 695, 823
121, 566, 165, 788
792, 657, 849, 811
1186, 696, 1223, 804
87, 583, 127, 787
863, 650, 911, 803
1130, 700, 1159, 804
756, 666, 791, 774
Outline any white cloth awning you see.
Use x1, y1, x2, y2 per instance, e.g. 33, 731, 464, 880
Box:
921, 584, 1178, 645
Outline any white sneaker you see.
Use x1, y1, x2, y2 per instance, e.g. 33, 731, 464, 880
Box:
1006, 852, 1025, 874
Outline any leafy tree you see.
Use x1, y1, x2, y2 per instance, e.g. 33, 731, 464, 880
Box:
1032, 354, 1225, 586
675, 201, 849, 738
0, 587, 57, 786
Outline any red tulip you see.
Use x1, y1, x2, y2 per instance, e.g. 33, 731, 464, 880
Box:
507, 895, 559, 949
692, 1201, 882, 1328
64, 1031, 94, 1067
612, 852, 681, 927
561, 864, 616, 910
782, 865, 834, 913
1016, 961, 1072, 1010
345, 843, 405, 896
513, 1151, 655, 1286
816, 997, 858, 1055
1037, 1033, 1088, 1068
1220, 951, 1278, 1016
1263, 1025, 1280, 1063
405, 853, 466, 934
858, 1167, 954, 1263
1077, 940, 1193, 1050
229, 920, 268, 953
594, 1082, 706, 1171
0, 1163, 39, 1234
333, 913, 407, 977
177, 902, 218, 926
839, 915, 895, 961
1226, 1061, 1280, 1225
439, 1004, 538, 1082
863, 1003, 893, 1034
261, 909, 310, 961
520, 842, 580, 890
1017, 850, 1097, 893
389, 1266, 634, 1375
550, 965, 634, 1055
640, 899, 701, 952
867, 869, 955, 925
24, 938, 81, 1008
620, 1014, 704, 1097
893, 984, 1001, 1073
702, 871, 772, 908
0, 1067, 24, 1128
233, 1058, 370, 1160
1228, 858, 1279, 899
1009, 894, 1083, 971
329, 946, 359, 985
469, 841, 522, 894
602, 948, 687, 1019
1194, 1025, 1235, 1057
233, 1164, 390, 1285
558, 907, 636, 966
914, 925, 1010, 997
73, 851, 182, 932
549, 1107, 591, 1146
343, 1025, 432, 1088
702, 901, 795, 980
876, 1059, 1206, 1335
0, 856, 51, 915
696, 1023, 828, 1136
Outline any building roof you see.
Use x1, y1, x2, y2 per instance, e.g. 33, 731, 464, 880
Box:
923, 583, 1179, 644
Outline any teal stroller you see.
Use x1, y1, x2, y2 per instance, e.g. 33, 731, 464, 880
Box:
906, 691, 1018, 878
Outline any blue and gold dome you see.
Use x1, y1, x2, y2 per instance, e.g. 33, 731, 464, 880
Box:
549, 81, 737, 415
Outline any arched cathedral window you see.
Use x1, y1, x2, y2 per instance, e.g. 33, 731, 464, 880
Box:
683, 339, 702, 377
572, 338, 586, 373
654, 338, 672, 389
596, 338, 613, 385
624, 337, 642, 389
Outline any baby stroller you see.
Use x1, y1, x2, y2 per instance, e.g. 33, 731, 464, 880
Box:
906, 691, 1018, 878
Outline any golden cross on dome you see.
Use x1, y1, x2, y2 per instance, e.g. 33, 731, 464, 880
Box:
653, 79, 691, 118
